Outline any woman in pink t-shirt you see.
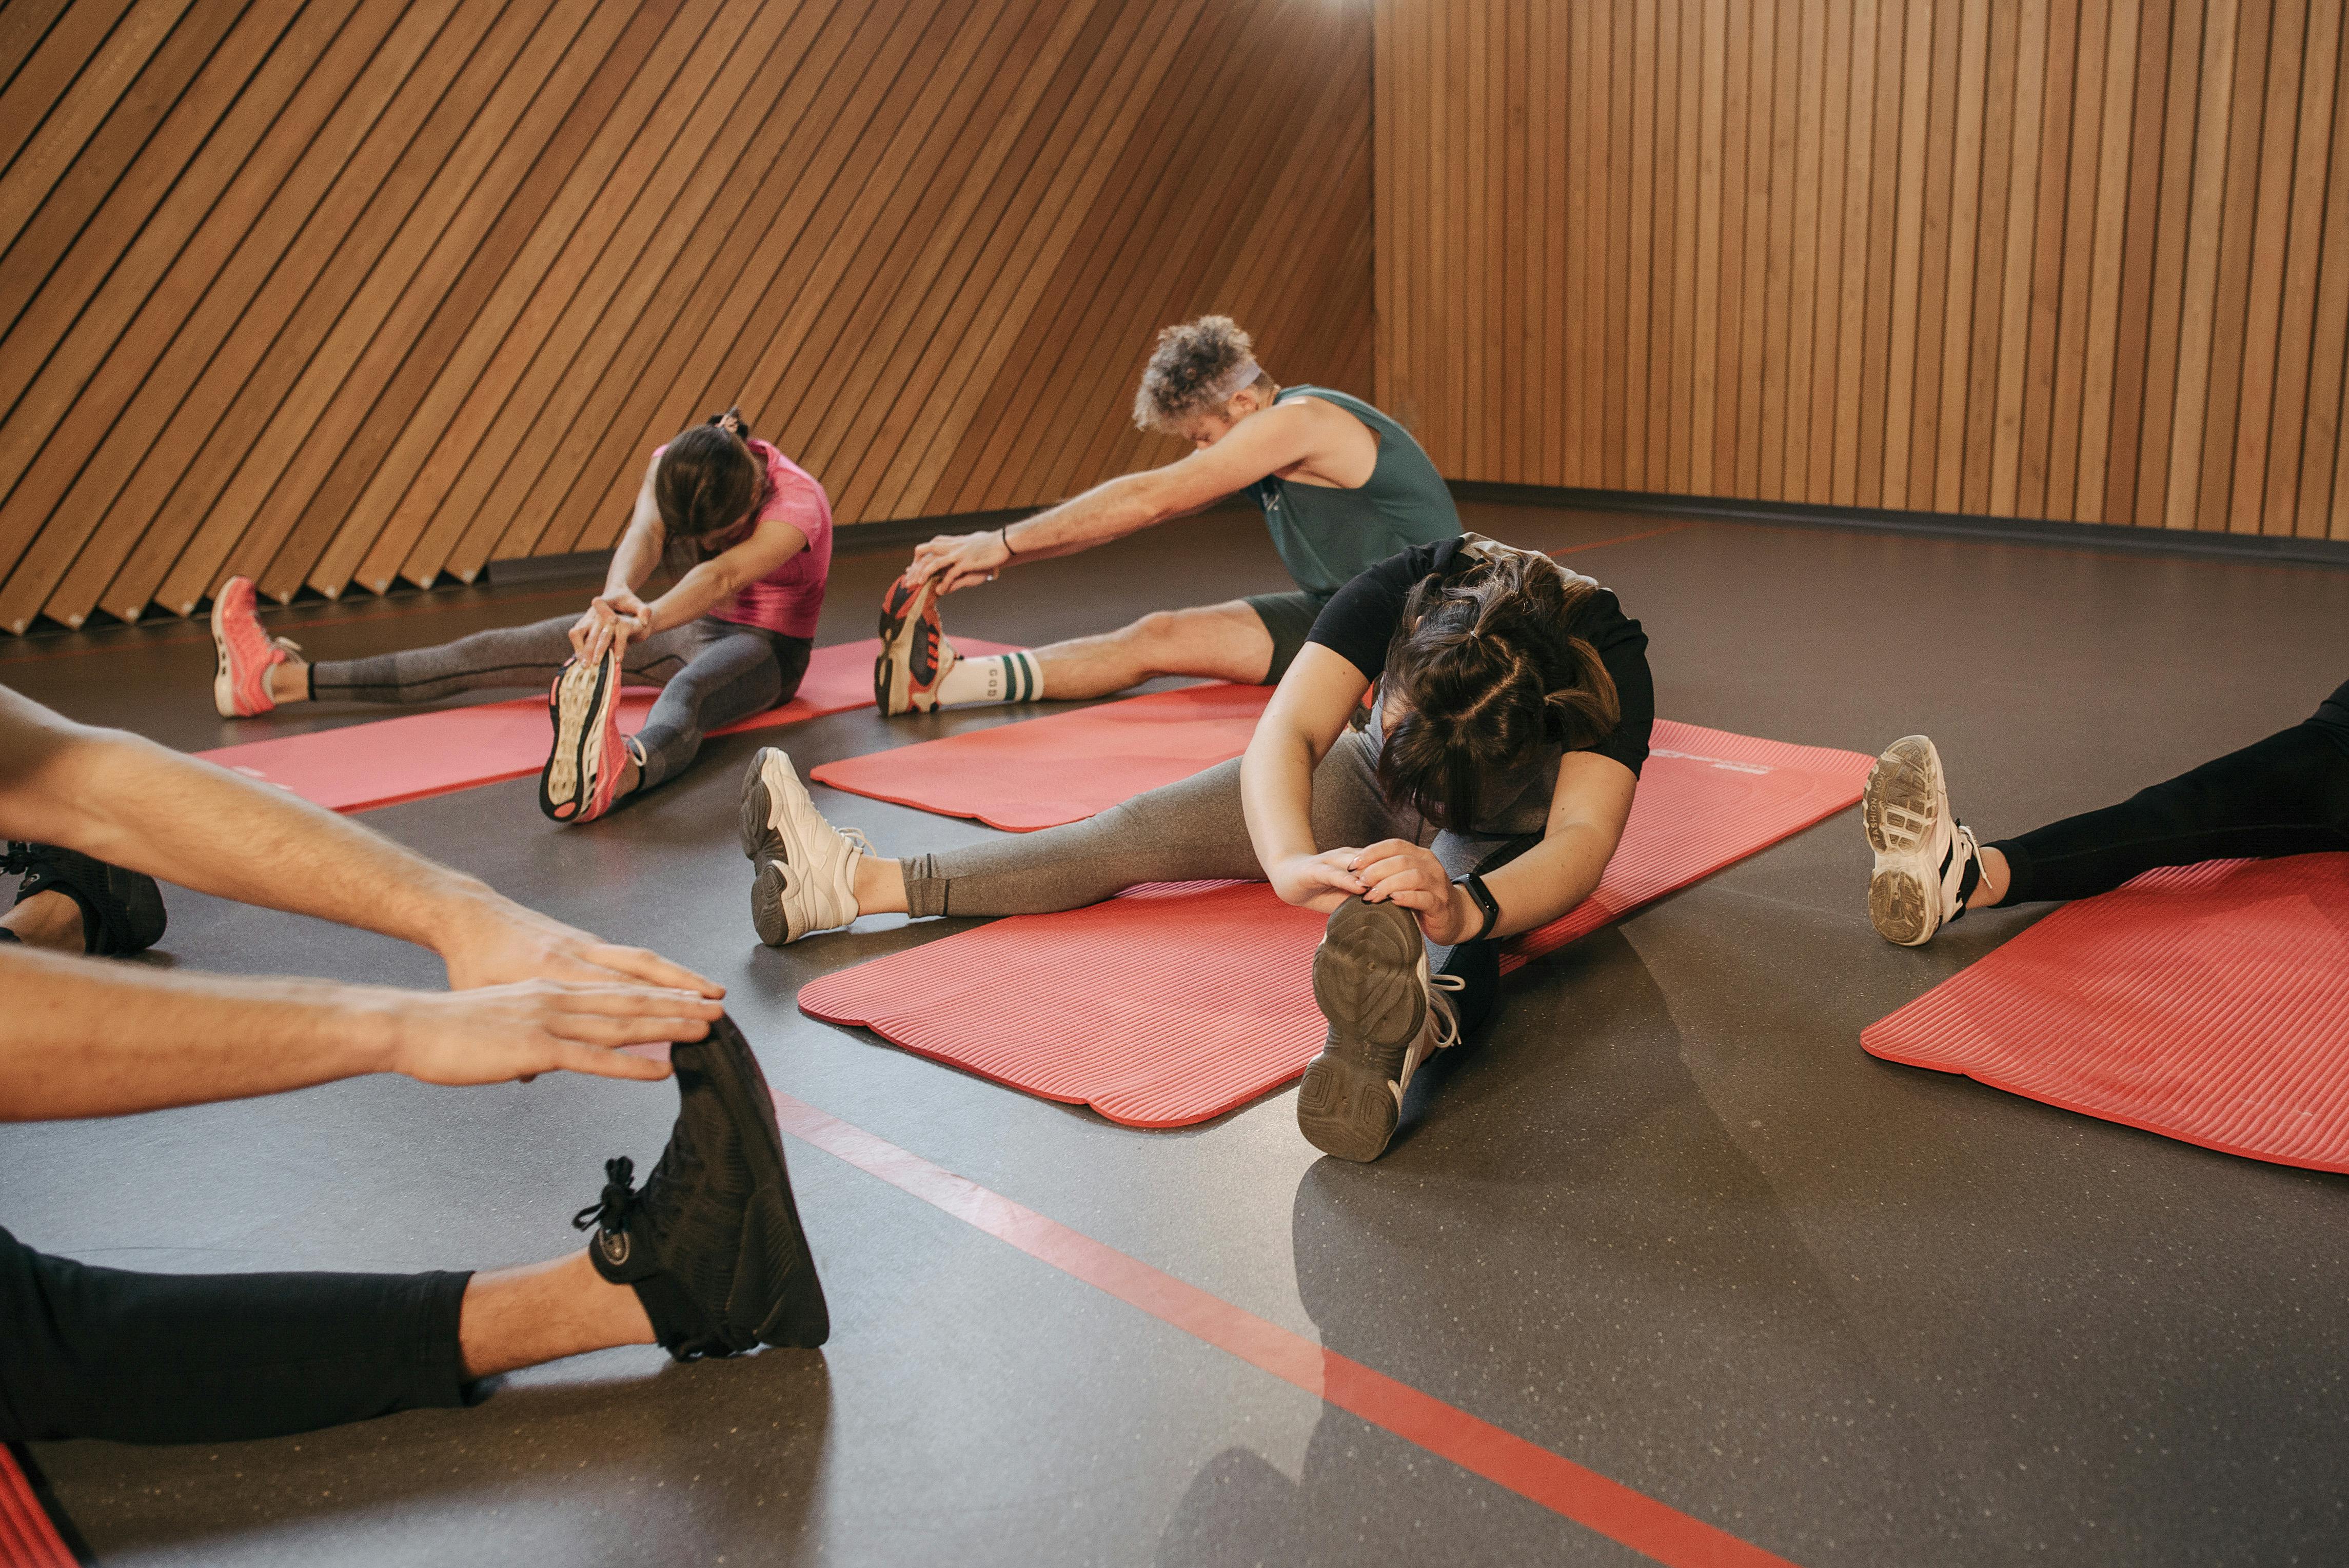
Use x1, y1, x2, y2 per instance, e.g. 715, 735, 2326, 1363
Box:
208, 408, 834, 824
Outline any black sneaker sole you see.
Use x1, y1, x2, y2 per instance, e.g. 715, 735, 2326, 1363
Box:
685, 1015, 830, 1348
1296, 898, 1427, 1163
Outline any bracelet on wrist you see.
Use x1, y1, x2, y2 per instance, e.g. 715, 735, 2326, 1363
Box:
998, 525, 1018, 559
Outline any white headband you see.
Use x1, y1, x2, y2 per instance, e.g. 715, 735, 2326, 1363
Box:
1205, 357, 1264, 405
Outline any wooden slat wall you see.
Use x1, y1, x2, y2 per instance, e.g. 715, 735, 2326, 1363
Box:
0, 0, 1372, 633
1375, 0, 2349, 543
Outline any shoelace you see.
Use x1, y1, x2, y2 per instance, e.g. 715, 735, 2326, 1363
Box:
1, 842, 30, 878
570, 1155, 640, 1235
1946, 822, 1983, 921
1429, 972, 1467, 1050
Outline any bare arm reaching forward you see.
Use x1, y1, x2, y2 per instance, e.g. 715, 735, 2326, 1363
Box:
0, 685, 721, 995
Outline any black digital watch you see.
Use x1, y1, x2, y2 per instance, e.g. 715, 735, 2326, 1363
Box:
1452, 871, 1499, 943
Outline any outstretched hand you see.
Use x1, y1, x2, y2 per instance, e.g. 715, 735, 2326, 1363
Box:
902, 528, 1010, 595
439, 899, 725, 1000
1268, 847, 1371, 912
385, 979, 718, 1087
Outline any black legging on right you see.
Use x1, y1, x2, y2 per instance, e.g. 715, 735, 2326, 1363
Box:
1987, 680, 2349, 907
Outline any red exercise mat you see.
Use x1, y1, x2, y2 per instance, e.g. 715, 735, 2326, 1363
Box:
0, 1446, 76, 1568
800, 721, 1870, 1127
810, 682, 1274, 830
1862, 854, 2349, 1173
192, 637, 1011, 813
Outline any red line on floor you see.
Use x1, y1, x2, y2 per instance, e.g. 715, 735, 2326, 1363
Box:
0, 1448, 75, 1568
1552, 520, 1700, 555
771, 1092, 1801, 1568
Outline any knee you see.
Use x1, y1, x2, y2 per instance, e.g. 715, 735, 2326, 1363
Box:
1118, 611, 1183, 659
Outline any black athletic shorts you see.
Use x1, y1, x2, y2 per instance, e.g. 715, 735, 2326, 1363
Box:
1243, 589, 1336, 685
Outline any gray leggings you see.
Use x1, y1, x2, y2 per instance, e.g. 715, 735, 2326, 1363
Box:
311, 614, 812, 792
899, 728, 1544, 1034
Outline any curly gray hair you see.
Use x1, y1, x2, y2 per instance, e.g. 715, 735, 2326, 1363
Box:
1132, 315, 1271, 431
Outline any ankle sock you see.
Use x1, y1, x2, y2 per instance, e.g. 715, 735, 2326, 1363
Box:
935, 650, 1044, 707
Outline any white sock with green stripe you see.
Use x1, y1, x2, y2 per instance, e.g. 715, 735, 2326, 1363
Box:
935, 649, 1045, 707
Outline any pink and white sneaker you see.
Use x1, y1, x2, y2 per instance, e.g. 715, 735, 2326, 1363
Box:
209, 576, 303, 718
540, 646, 629, 824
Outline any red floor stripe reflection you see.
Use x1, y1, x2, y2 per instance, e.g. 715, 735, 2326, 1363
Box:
0, 1448, 75, 1568
773, 1093, 1800, 1568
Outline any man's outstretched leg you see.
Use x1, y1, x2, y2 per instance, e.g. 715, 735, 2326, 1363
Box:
874, 574, 1290, 714
0, 1017, 825, 1444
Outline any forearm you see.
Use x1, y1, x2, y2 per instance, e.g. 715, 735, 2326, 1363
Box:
643, 561, 736, 633
9, 723, 512, 956
2, 946, 396, 1120
1240, 726, 1326, 869
1475, 822, 1616, 939
605, 526, 662, 597
1004, 473, 1171, 562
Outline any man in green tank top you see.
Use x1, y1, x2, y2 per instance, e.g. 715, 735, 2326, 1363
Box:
874, 315, 1462, 714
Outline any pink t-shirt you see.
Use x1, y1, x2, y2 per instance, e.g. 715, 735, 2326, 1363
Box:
652, 437, 834, 639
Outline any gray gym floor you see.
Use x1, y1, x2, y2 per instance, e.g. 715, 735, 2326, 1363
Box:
5, 500, 2347, 1566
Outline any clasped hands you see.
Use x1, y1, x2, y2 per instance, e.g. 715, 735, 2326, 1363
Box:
569, 590, 652, 662
1269, 839, 1476, 945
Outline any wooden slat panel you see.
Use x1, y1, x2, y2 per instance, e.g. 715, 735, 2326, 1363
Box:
2015, 0, 2082, 518
2253, 0, 2337, 534
1965, 0, 2025, 517
2223, 0, 2307, 535
1781, 0, 1826, 503
1804, 0, 1841, 500
1689, 0, 1726, 495
2074, 0, 2146, 521
3, 0, 1375, 631
2294, 9, 2349, 537
2047, 0, 2115, 519
2190, 0, 2276, 533
1367, 0, 2349, 540
2130, 1, 2206, 525
1841, 0, 1898, 502
23, 0, 2349, 630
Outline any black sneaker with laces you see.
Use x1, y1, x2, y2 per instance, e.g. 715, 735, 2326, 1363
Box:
4, 842, 167, 956
571, 1014, 828, 1359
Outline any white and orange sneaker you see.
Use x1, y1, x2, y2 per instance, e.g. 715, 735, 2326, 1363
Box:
208, 577, 302, 718
873, 572, 957, 716
540, 647, 628, 824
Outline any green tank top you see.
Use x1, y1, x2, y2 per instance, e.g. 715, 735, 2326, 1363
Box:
1247, 386, 1462, 595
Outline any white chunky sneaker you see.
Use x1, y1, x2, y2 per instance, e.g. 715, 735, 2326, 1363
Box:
739, 748, 870, 946
1295, 897, 1466, 1162
1863, 734, 1983, 947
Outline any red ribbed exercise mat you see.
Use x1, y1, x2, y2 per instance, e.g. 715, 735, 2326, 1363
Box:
0, 1446, 78, 1568
1862, 855, 2349, 1172
810, 682, 1274, 830
193, 637, 1011, 813
800, 722, 1870, 1126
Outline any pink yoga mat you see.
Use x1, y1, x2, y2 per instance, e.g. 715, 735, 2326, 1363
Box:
799, 722, 1872, 1127
810, 682, 1273, 830
1862, 854, 2349, 1173
194, 637, 1011, 813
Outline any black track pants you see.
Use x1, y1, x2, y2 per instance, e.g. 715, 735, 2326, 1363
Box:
1989, 682, 2349, 906
0, 1225, 471, 1444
